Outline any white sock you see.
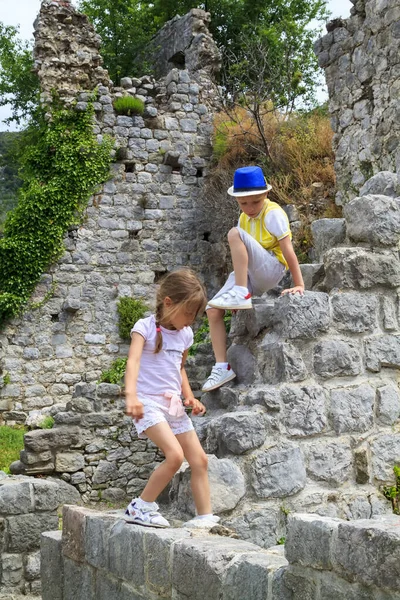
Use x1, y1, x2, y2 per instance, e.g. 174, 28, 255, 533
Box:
232, 285, 249, 297
215, 362, 229, 369
135, 497, 155, 509
195, 513, 214, 519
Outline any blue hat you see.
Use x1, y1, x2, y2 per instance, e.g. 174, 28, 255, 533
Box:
227, 166, 272, 197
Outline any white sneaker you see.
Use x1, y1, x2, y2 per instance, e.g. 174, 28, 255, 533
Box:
202, 365, 236, 392
124, 499, 170, 528
208, 290, 252, 310
184, 515, 220, 529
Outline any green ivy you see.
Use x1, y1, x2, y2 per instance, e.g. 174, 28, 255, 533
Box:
117, 296, 148, 340
98, 357, 128, 384
0, 102, 113, 327
383, 465, 400, 515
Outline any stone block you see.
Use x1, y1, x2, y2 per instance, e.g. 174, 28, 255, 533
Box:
251, 444, 307, 498
224, 505, 286, 549
222, 551, 283, 600
331, 292, 378, 333
227, 344, 257, 384
332, 515, 400, 590
41, 531, 63, 600
306, 441, 352, 485
285, 513, 341, 569
359, 172, 400, 198
381, 296, 398, 330
6, 513, 59, 552
258, 335, 307, 384
377, 383, 400, 425
313, 339, 362, 378
24, 427, 81, 452
344, 194, 400, 246
281, 566, 318, 599
330, 384, 375, 433
274, 292, 330, 339
318, 571, 374, 600
324, 247, 400, 289
92, 460, 118, 485
1, 552, 23, 586
85, 513, 122, 569
229, 300, 276, 338
311, 218, 346, 261
299, 263, 325, 290
63, 557, 95, 600
370, 434, 400, 481
172, 537, 260, 600
364, 335, 400, 371
281, 384, 327, 437
354, 447, 370, 484
0, 480, 33, 515
170, 455, 245, 515
245, 386, 281, 411
63, 505, 102, 563
205, 411, 266, 455
108, 523, 146, 586
143, 528, 191, 596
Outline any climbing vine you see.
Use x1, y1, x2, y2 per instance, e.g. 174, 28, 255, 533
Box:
0, 102, 113, 327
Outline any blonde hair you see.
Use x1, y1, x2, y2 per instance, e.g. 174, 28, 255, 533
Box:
154, 268, 207, 353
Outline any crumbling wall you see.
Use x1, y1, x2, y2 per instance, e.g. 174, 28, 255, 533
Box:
314, 0, 400, 204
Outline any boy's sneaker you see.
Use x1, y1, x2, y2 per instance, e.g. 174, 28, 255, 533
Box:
208, 290, 252, 310
184, 515, 220, 529
124, 499, 170, 528
202, 365, 236, 392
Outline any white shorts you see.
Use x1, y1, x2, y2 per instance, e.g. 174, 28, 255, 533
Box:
134, 394, 194, 439
208, 227, 286, 306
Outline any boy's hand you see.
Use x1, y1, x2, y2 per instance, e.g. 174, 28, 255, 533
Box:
280, 285, 304, 297
184, 396, 206, 416
125, 394, 144, 422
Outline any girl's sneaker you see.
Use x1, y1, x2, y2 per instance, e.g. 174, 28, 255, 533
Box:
202, 365, 236, 392
125, 499, 170, 528
184, 515, 220, 529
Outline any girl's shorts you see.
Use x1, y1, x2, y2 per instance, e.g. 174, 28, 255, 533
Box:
133, 394, 194, 439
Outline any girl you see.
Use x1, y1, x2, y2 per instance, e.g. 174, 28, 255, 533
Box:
124, 268, 220, 529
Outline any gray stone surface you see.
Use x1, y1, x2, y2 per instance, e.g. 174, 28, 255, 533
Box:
360, 172, 400, 198
311, 218, 346, 262
41, 531, 63, 600
274, 292, 330, 339
364, 334, 400, 371
224, 505, 286, 549
280, 384, 327, 437
370, 434, 400, 482
227, 344, 257, 385
313, 339, 362, 378
331, 292, 378, 333
258, 336, 308, 384
324, 247, 400, 289
205, 411, 266, 455
305, 441, 353, 485
285, 513, 340, 569
251, 444, 307, 498
377, 383, 400, 425
330, 384, 375, 434
344, 194, 400, 246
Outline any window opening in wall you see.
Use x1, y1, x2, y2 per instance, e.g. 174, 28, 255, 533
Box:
202, 232, 210, 241
124, 162, 135, 173
51, 314, 59, 322
129, 229, 141, 239
168, 51, 185, 69
196, 168, 203, 178
154, 269, 168, 283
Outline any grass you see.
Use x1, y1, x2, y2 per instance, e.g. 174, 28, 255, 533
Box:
0, 425, 26, 473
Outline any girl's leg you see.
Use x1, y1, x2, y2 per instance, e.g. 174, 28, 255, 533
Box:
176, 430, 211, 515
207, 307, 227, 363
227, 227, 249, 287
140, 422, 184, 502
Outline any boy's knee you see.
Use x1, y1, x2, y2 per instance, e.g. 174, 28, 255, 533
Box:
227, 227, 240, 243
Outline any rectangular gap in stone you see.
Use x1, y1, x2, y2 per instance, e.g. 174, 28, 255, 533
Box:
124, 162, 135, 173
196, 168, 203, 178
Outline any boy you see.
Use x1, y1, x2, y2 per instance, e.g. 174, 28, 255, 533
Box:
202, 165, 304, 392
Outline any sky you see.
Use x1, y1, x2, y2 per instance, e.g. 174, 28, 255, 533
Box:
0, 0, 353, 130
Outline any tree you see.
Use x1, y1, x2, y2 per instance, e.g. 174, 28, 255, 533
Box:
0, 23, 39, 126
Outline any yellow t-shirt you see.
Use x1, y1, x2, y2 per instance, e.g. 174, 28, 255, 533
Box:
238, 200, 291, 269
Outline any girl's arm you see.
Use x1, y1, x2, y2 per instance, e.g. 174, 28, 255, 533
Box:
125, 332, 145, 421
278, 235, 305, 296
181, 349, 206, 415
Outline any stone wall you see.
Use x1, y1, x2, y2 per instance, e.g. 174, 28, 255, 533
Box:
0, 2, 225, 428
40, 504, 400, 600
314, 0, 400, 205
0, 474, 79, 597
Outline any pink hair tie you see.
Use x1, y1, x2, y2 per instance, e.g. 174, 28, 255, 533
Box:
156, 326, 161, 332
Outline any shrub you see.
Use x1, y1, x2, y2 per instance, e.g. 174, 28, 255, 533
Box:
37, 416, 54, 429
383, 465, 400, 515
0, 425, 26, 473
99, 357, 128, 384
117, 296, 147, 340
113, 96, 145, 116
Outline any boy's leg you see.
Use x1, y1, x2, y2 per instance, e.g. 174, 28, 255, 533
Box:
208, 307, 227, 362
238, 228, 286, 294
228, 227, 248, 287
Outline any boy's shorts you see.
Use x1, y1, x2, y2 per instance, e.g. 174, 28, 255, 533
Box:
133, 394, 194, 439
208, 227, 286, 306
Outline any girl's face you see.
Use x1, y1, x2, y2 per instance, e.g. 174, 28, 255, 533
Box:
236, 192, 268, 218
162, 298, 198, 330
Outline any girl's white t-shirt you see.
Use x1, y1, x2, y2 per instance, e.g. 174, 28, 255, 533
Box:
131, 314, 193, 397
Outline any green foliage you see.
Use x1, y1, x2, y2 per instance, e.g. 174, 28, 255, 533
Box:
113, 96, 145, 116
0, 425, 26, 473
0, 23, 39, 126
0, 132, 23, 230
382, 465, 400, 515
117, 296, 148, 340
0, 103, 113, 328
276, 536, 286, 545
99, 357, 128, 384
2, 372, 11, 385
189, 311, 231, 356
37, 416, 54, 430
